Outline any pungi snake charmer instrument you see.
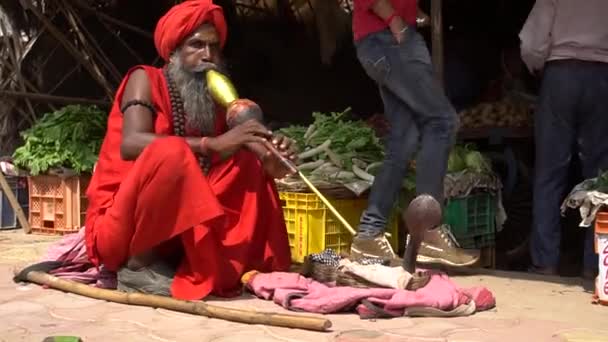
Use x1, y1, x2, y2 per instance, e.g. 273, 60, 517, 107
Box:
206, 69, 357, 236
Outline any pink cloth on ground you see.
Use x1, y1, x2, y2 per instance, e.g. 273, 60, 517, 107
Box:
246, 271, 495, 317
42, 228, 116, 289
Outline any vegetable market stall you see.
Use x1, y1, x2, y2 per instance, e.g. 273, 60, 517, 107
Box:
9, 104, 107, 235
277, 108, 506, 266
276, 108, 403, 262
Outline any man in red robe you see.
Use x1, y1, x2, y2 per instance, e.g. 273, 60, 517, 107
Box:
85, 0, 296, 301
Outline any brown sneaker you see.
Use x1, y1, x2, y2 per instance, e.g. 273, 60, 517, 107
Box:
410, 225, 481, 267
350, 234, 397, 261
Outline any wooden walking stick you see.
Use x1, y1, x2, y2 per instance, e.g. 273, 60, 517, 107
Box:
13, 266, 332, 332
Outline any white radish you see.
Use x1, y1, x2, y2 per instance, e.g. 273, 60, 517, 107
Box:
303, 124, 316, 139
353, 164, 375, 182
298, 139, 331, 160
311, 163, 342, 176
352, 158, 368, 169
328, 171, 356, 180
297, 159, 325, 171
324, 147, 344, 168
366, 162, 383, 174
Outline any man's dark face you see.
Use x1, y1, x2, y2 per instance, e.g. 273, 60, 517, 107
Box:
167, 23, 225, 136
178, 23, 222, 71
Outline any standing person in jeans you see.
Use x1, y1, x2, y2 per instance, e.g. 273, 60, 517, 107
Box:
349, 0, 480, 267
520, 0, 608, 279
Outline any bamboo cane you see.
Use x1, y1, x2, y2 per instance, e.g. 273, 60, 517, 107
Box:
16, 270, 332, 332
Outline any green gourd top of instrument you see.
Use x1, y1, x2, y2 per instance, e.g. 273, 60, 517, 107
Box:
206, 69, 239, 108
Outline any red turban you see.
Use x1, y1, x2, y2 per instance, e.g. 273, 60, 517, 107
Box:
154, 0, 228, 61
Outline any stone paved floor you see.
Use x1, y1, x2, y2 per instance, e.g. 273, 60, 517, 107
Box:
1, 230, 607, 341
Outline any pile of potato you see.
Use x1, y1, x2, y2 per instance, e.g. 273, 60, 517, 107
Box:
458, 100, 533, 129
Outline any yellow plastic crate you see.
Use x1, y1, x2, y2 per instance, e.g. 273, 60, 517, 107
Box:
279, 192, 400, 263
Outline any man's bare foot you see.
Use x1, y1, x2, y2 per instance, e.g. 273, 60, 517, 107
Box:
126, 250, 159, 270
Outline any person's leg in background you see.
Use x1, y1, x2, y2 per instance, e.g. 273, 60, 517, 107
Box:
352, 85, 420, 259
351, 29, 479, 266
575, 61, 608, 279
406, 46, 455, 205
383, 29, 479, 267
529, 61, 579, 275
350, 32, 420, 259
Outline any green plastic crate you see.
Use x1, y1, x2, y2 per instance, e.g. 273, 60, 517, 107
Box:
443, 192, 497, 249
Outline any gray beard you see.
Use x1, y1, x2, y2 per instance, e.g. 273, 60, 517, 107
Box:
167, 58, 227, 136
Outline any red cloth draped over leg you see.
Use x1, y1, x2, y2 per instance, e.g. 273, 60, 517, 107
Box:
92, 136, 292, 300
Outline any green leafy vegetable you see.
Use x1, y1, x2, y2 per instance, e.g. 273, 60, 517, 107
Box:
278, 108, 384, 169
446, 143, 492, 174
12, 105, 107, 175
447, 149, 466, 173
584, 170, 608, 193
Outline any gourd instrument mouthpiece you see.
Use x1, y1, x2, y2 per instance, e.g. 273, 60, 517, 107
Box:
205, 69, 263, 128
206, 69, 239, 108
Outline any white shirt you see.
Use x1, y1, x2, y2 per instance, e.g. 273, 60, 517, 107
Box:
519, 0, 608, 72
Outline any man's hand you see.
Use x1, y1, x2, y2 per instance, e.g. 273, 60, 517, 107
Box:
416, 7, 430, 27
261, 134, 299, 179
369, 0, 407, 44
271, 134, 298, 163
389, 16, 408, 44
205, 119, 272, 155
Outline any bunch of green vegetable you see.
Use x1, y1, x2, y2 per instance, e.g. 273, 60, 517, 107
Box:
277, 109, 493, 188
584, 170, 608, 193
278, 108, 386, 183
280, 108, 384, 166
446, 143, 492, 174
13, 105, 107, 175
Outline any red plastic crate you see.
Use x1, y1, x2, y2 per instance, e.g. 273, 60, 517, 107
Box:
27, 174, 90, 235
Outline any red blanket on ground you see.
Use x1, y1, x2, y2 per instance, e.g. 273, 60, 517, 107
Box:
244, 271, 496, 318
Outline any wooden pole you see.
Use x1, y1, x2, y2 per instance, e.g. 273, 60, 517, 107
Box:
0, 90, 110, 106
23, 0, 115, 100
69, 1, 154, 40
61, 0, 123, 85
0, 19, 37, 121
96, 15, 145, 65
17, 270, 333, 332
431, 0, 444, 88
0, 172, 31, 233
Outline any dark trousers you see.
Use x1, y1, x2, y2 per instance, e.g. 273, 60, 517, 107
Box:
354, 28, 458, 236
531, 59, 608, 271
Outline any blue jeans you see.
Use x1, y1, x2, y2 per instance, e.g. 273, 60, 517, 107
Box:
531, 59, 608, 272
354, 28, 458, 237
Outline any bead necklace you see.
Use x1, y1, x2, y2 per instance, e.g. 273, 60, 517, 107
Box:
163, 67, 211, 174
